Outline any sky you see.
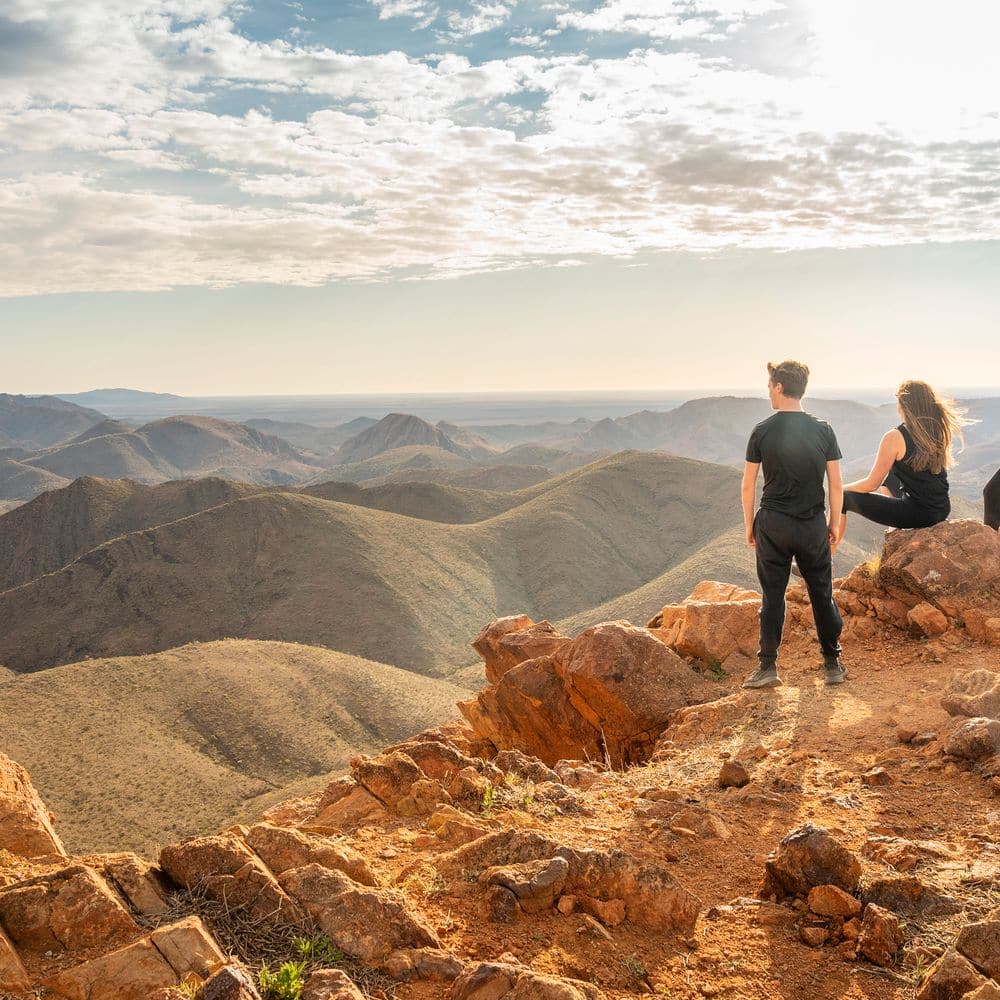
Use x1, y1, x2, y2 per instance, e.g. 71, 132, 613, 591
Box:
1, 0, 998, 394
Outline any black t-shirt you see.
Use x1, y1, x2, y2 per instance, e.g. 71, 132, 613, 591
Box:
746, 411, 842, 518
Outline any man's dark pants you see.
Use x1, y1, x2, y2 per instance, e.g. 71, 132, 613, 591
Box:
754, 507, 843, 664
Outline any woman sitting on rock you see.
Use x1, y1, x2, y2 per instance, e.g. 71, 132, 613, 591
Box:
835, 380, 966, 548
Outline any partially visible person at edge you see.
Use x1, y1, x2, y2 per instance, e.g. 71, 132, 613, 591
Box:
834, 380, 968, 547
741, 360, 846, 690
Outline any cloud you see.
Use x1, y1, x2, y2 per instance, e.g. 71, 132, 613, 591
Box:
369, 0, 438, 29
445, 1, 516, 38
0, 0, 998, 297
554, 0, 782, 39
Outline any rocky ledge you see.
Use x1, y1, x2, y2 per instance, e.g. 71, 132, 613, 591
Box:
0, 519, 998, 999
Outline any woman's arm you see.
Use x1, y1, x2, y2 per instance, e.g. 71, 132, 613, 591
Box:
844, 429, 904, 494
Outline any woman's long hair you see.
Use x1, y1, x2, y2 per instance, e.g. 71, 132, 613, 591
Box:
896, 380, 968, 473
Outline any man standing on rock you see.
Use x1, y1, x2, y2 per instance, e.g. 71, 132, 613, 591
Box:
741, 360, 847, 688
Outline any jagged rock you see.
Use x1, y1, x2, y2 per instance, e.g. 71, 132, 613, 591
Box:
807, 884, 861, 918
471, 654, 604, 766
307, 784, 387, 831
554, 762, 603, 789
862, 767, 892, 786
316, 776, 358, 811
956, 907, 1000, 979
443, 830, 700, 933
427, 806, 489, 846
397, 777, 453, 816
0, 926, 30, 994
908, 602, 950, 636
663, 693, 750, 744
44, 916, 226, 1000
279, 863, 440, 963
483, 883, 519, 923
97, 852, 171, 916
554, 621, 714, 766
302, 969, 365, 1000
667, 806, 730, 840
656, 589, 761, 664
762, 824, 862, 898
388, 739, 496, 785
0, 864, 136, 952
719, 760, 750, 788
0, 750, 66, 859
494, 750, 560, 785
384, 947, 466, 982
483, 857, 569, 914
916, 948, 988, 1000
351, 752, 424, 809
943, 671, 1000, 719
800, 925, 828, 947
966, 985, 1000, 1000
578, 895, 626, 927
159, 833, 305, 925
862, 876, 962, 917
878, 520, 1000, 615
203, 964, 264, 1000
858, 903, 902, 967
262, 792, 323, 827
446, 768, 490, 805
491, 621, 572, 685
450, 961, 605, 999
964, 608, 1000, 646
945, 718, 1000, 762
472, 615, 535, 683
563, 846, 700, 933
244, 823, 376, 886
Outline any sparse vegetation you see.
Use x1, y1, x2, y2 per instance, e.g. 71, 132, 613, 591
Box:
258, 960, 306, 1000
706, 657, 726, 680
624, 953, 648, 980
480, 782, 496, 816
293, 934, 344, 964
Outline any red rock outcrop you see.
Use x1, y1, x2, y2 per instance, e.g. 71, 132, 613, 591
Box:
461, 620, 714, 767
0, 751, 66, 860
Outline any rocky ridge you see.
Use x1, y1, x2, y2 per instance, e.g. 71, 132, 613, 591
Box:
0, 519, 998, 999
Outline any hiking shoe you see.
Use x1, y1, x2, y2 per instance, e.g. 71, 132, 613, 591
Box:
824, 659, 849, 685
743, 665, 782, 689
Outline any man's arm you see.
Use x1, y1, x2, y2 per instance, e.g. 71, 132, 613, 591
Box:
827, 459, 843, 547
742, 461, 760, 547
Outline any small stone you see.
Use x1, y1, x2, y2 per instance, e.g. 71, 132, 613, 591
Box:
718, 761, 751, 789
862, 767, 892, 787
858, 903, 903, 967
916, 949, 987, 1000
580, 914, 614, 942
557, 895, 577, 915
897, 728, 916, 744
302, 969, 365, 1000
800, 926, 828, 947
483, 884, 518, 924
807, 885, 862, 919
911, 732, 937, 747
955, 908, 1000, 980
908, 603, 949, 637
842, 917, 861, 941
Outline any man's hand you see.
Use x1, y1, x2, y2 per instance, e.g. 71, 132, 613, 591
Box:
746, 524, 756, 548
828, 523, 839, 551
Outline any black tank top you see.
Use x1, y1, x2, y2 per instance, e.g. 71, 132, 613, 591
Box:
893, 424, 950, 514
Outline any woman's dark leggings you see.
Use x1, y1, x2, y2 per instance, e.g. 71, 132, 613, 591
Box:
842, 473, 948, 529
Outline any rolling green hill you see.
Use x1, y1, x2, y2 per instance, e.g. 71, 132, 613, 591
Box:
0, 639, 467, 855
0, 452, 742, 675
